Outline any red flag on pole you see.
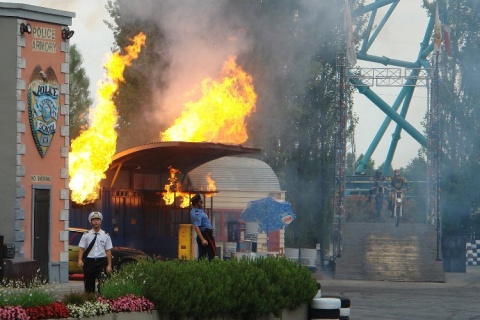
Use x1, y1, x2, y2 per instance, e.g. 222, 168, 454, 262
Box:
433, 2, 442, 54
442, 24, 452, 56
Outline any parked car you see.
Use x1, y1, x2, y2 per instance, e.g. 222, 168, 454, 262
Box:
68, 227, 149, 274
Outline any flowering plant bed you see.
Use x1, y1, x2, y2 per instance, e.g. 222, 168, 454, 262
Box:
0, 289, 154, 319
25, 302, 70, 319
1, 257, 316, 319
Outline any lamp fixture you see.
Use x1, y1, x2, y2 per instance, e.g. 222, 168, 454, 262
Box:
20, 23, 32, 35
61, 27, 74, 40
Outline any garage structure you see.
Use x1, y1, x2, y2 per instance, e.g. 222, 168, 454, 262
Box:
70, 142, 267, 257
70, 142, 286, 260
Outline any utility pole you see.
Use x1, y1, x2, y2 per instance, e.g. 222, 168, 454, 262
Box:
333, 53, 348, 262
430, 49, 442, 261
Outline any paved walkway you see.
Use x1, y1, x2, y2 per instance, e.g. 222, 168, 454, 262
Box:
53, 277, 84, 299
55, 268, 480, 319
316, 266, 480, 319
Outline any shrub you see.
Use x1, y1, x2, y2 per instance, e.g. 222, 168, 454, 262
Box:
101, 261, 154, 299
221, 258, 273, 319
143, 259, 208, 317
255, 257, 318, 315
102, 256, 317, 319
1, 257, 315, 319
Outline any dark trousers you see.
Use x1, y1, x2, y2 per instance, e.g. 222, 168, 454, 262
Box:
196, 229, 216, 261
83, 257, 107, 293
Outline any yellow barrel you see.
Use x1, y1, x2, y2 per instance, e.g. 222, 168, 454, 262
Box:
178, 224, 193, 259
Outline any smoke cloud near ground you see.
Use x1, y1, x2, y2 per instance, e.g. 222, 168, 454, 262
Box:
114, 0, 336, 145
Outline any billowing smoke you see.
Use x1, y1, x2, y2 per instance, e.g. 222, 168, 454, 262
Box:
112, 0, 336, 148
125, 1, 249, 124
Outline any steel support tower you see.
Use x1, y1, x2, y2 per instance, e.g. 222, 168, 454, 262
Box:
332, 0, 446, 263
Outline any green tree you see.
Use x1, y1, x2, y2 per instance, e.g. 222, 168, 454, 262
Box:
354, 154, 376, 176
423, 0, 480, 237
404, 156, 428, 223
105, 0, 169, 150
69, 44, 93, 140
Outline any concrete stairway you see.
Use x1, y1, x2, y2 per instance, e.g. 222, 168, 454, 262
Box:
335, 222, 445, 282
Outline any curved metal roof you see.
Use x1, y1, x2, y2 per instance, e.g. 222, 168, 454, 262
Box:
108, 141, 260, 176
188, 156, 281, 192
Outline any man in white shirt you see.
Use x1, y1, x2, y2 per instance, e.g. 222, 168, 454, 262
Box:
77, 211, 113, 293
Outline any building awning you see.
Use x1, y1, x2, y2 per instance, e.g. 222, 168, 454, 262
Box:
108, 141, 260, 176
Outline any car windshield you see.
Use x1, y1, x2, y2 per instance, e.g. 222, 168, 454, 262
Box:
69, 230, 84, 246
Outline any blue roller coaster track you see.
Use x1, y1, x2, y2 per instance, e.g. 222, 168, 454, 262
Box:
349, 0, 446, 175
332, 0, 446, 261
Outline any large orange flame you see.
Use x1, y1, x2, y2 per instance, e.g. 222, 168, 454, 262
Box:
205, 172, 216, 196
160, 56, 256, 143
163, 167, 183, 205
162, 167, 217, 208
69, 33, 146, 204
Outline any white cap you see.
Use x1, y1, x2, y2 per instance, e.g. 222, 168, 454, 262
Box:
88, 211, 103, 222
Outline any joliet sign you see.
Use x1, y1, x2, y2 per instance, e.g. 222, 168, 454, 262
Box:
27, 66, 59, 158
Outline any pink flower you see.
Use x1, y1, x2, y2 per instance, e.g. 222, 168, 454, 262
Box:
99, 295, 154, 313
0, 306, 29, 320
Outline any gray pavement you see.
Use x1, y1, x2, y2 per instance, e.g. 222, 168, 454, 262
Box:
54, 277, 84, 299
55, 268, 480, 319
316, 266, 480, 319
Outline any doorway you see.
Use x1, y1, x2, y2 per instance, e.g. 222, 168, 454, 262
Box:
33, 188, 50, 281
